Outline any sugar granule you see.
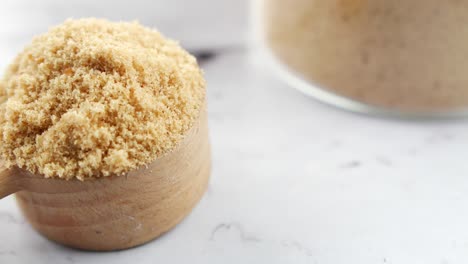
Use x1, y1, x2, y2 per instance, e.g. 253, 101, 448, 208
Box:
0, 18, 206, 180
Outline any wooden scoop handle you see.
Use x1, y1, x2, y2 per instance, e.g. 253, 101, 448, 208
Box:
0, 161, 20, 199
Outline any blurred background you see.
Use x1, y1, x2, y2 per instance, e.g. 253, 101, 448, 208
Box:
2, 1, 468, 264
0, 0, 248, 72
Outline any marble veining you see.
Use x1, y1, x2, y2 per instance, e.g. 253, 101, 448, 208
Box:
2, 0, 468, 263
210, 222, 261, 243
0, 211, 24, 225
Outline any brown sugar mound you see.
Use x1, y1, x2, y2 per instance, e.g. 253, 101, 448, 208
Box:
0, 18, 206, 180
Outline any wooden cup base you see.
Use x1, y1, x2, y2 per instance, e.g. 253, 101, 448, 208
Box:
1, 109, 211, 251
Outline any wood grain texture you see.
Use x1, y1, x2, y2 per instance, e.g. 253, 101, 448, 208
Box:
0, 161, 20, 199
7, 108, 211, 251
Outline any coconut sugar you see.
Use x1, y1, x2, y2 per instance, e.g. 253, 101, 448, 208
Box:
0, 18, 205, 180
263, 0, 468, 111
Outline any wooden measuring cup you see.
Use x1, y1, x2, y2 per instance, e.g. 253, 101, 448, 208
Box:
0, 108, 210, 251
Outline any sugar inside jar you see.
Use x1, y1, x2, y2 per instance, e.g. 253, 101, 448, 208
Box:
256, 0, 468, 116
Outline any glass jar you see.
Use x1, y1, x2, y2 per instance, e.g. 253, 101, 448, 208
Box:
254, 0, 468, 117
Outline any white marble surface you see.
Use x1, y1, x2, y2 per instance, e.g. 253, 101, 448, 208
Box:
2, 1, 468, 263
